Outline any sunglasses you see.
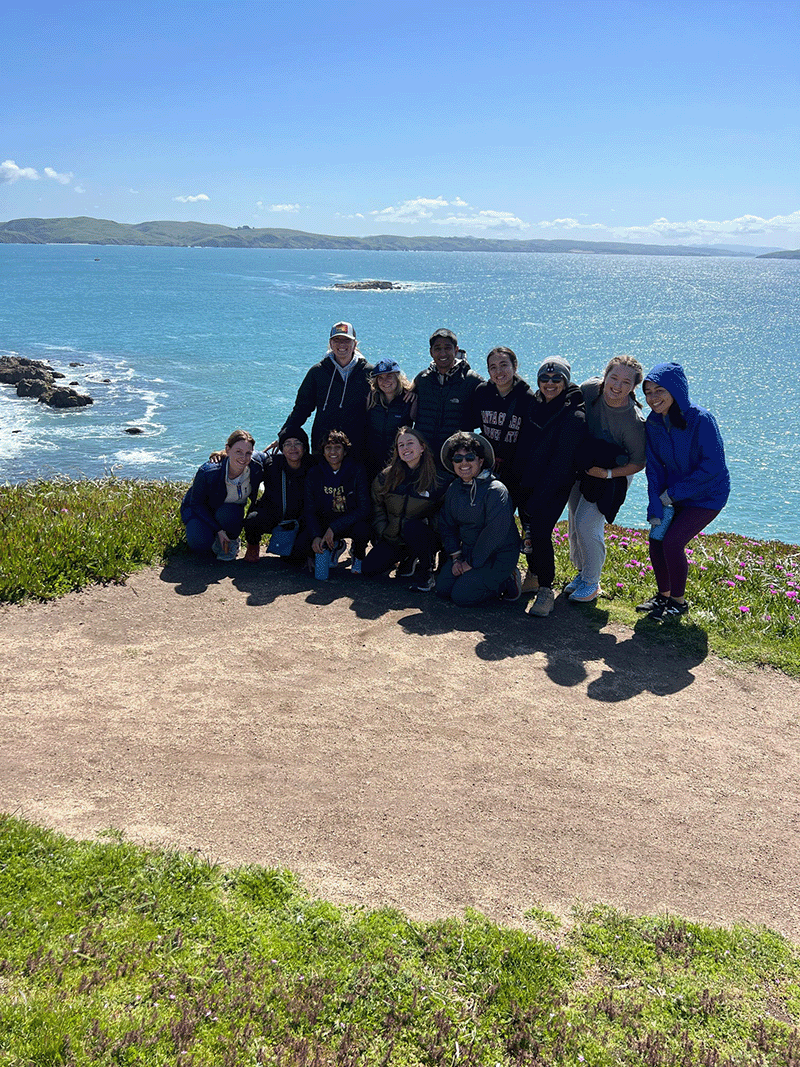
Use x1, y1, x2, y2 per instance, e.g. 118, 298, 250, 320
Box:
538, 374, 564, 383
452, 452, 479, 463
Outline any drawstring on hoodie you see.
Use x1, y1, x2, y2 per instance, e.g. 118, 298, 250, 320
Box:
322, 354, 357, 411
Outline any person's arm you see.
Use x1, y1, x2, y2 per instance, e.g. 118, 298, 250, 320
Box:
303, 470, 323, 543
470, 481, 514, 568
645, 430, 668, 522
667, 412, 728, 504
328, 462, 370, 536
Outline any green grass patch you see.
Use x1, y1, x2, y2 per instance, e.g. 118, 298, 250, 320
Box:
1, 816, 798, 1066
1, 478, 798, 675
0, 477, 186, 602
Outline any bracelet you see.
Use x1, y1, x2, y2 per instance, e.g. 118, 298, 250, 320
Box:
606, 468, 613, 479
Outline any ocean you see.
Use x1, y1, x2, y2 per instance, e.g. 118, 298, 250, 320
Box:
1, 244, 798, 543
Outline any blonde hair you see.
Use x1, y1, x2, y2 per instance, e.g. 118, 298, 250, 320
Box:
600, 355, 644, 408
367, 370, 412, 409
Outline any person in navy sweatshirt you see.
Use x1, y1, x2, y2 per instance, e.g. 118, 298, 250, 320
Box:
304, 429, 371, 572
639, 361, 730, 623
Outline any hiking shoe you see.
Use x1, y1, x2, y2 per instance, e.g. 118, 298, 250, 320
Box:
636, 591, 667, 613
521, 569, 539, 593
243, 542, 260, 563
396, 556, 419, 578
569, 579, 601, 603
563, 573, 582, 595
529, 586, 555, 617
330, 539, 346, 566
650, 596, 690, 623
501, 567, 523, 602
411, 573, 435, 592
350, 557, 363, 574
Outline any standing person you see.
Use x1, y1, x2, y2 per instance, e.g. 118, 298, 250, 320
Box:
514, 358, 586, 617
412, 329, 483, 470
639, 362, 730, 623
362, 427, 446, 591
304, 429, 371, 573
180, 430, 263, 560
364, 359, 417, 481
241, 428, 315, 565
565, 355, 646, 602
278, 322, 373, 460
435, 432, 522, 606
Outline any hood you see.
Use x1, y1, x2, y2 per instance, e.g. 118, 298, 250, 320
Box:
644, 362, 691, 414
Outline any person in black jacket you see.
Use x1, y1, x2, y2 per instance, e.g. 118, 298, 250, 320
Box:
304, 429, 371, 572
241, 427, 315, 564
412, 328, 483, 470
278, 322, 373, 460
514, 357, 586, 617
364, 358, 417, 481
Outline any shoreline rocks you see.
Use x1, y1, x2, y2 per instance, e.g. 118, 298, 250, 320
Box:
333, 279, 403, 290
0, 356, 94, 408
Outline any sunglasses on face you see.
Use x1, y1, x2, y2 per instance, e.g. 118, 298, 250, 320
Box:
538, 374, 564, 384
452, 452, 479, 463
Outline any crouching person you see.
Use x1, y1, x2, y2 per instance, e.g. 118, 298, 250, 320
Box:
180, 429, 262, 560
436, 433, 522, 606
242, 428, 314, 564
304, 430, 371, 573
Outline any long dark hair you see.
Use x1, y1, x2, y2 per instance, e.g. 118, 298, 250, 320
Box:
379, 427, 437, 496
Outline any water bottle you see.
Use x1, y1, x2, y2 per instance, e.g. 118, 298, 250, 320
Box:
314, 548, 331, 580
649, 504, 674, 542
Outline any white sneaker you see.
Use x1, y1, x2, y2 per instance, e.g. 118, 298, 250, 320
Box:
529, 586, 555, 617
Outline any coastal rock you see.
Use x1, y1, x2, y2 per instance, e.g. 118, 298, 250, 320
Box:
333, 279, 401, 290
40, 387, 93, 408
1, 354, 94, 408
124, 426, 144, 435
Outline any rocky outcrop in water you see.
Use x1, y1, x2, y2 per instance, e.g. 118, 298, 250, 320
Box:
0, 356, 94, 408
333, 279, 403, 290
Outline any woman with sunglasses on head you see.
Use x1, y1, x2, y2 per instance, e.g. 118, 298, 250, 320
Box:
565, 355, 646, 603
435, 432, 522, 606
639, 362, 730, 623
513, 358, 586, 617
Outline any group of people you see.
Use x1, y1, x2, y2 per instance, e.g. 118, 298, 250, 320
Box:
180, 321, 730, 622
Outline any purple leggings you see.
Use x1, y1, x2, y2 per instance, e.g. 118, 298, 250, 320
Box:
648, 505, 721, 599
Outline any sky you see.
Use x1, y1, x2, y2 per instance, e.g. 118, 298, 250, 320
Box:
2, 0, 799, 248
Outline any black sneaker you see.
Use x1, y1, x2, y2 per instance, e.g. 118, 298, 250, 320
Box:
411, 573, 435, 592
396, 556, 419, 578
637, 592, 667, 613
658, 597, 689, 622
330, 539, 346, 566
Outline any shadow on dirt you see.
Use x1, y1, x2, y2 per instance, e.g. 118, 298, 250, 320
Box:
160, 555, 708, 701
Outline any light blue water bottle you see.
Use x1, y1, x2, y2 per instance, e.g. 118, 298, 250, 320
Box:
650, 504, 674, 542
314, 548, 331, 580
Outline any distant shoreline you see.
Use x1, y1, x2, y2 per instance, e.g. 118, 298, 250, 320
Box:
1, 214, 794, 258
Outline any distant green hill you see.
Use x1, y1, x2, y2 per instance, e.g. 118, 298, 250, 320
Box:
757, 248, 800, 259
0, 214, 760, 257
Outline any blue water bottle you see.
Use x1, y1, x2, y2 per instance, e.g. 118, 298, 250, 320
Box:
650, 504, 674, 542
314, 548, 331, 580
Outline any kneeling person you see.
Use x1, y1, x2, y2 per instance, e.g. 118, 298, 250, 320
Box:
436, 433, 522, 606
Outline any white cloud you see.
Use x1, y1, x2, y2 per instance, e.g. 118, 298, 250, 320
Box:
532, 210, 800, 245
43, 166, 73, 185
1, 159, 39, 183
172, 193, 210, 203
368, 196, 529, 231
267, 203, 300, 213
74, 185, 86, 194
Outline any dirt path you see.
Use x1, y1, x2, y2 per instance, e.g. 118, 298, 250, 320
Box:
2, 557, 799, 940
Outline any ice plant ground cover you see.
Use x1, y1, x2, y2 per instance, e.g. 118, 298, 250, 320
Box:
1, 478, 798, 674
1, 815, 799, 1067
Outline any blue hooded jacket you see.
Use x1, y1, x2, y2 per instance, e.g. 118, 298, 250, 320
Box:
644, 362, 730, 519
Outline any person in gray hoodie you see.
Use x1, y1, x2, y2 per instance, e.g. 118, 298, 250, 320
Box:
435, 432, 522, 606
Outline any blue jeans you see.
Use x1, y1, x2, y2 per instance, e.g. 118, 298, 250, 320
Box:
183, 503, 246, 554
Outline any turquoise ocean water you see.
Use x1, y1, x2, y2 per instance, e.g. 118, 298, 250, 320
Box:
1, 244, 798, 543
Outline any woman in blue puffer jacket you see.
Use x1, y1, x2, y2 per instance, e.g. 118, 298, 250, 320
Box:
640, 362, 730, 622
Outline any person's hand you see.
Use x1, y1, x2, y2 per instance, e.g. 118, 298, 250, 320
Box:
660, 489, 672, 505
648, 517, 661, 527
265, 439, 279, 453
209, 450, 225, 463
402, 388, 416, 403
323, 527, 336, 550
312, 537, 325, 554
217, 529, 231, 552
452, 560, 472, 576
585, 465, 608, 479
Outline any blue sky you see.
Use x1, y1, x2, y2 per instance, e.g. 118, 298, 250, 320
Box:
2, 0, 799, 247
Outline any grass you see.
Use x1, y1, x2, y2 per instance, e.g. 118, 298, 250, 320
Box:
1, 477, 798, 675
1, 816, 798, 1066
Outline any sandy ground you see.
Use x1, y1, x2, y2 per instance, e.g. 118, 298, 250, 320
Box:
1, 555, 799, 941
